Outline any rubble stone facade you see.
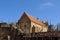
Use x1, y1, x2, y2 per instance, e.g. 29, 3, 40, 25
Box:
18, 12, 48, 33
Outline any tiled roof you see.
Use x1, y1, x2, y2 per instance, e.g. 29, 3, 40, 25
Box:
24, 12, 44, 26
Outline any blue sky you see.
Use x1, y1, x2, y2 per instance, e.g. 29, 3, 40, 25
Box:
0, 0, 60, 25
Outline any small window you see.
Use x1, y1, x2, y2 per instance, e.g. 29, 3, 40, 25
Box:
39, 28, 40, 29
24, 25, 26, 27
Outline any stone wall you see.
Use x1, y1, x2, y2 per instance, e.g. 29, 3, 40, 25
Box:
18, 14, 31, 33
30, 22, 47, 33
0, 27, 10, 40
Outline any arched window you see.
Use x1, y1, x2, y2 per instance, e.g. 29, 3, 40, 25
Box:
24, 24, 26, 33
32, 25, 35, 33
24, 24, 26, 27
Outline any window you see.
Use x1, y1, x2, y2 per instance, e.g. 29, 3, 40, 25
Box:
24, 24, 26, 27
32, 25, 35, 33
39, 28, 40, 30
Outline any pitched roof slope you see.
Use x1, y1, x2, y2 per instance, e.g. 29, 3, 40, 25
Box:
24, 12, 44, 26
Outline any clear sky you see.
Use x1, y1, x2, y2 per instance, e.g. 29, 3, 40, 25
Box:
0, 0, 60, 25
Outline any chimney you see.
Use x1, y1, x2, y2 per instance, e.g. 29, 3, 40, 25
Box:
37, 18, 39, 20
43, 21, 48, 26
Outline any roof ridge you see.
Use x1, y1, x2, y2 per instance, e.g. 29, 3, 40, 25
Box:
24, 12, 44, 26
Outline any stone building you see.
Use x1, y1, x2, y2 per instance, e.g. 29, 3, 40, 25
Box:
18, 12, 48, 33
0, 22, 10, 40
